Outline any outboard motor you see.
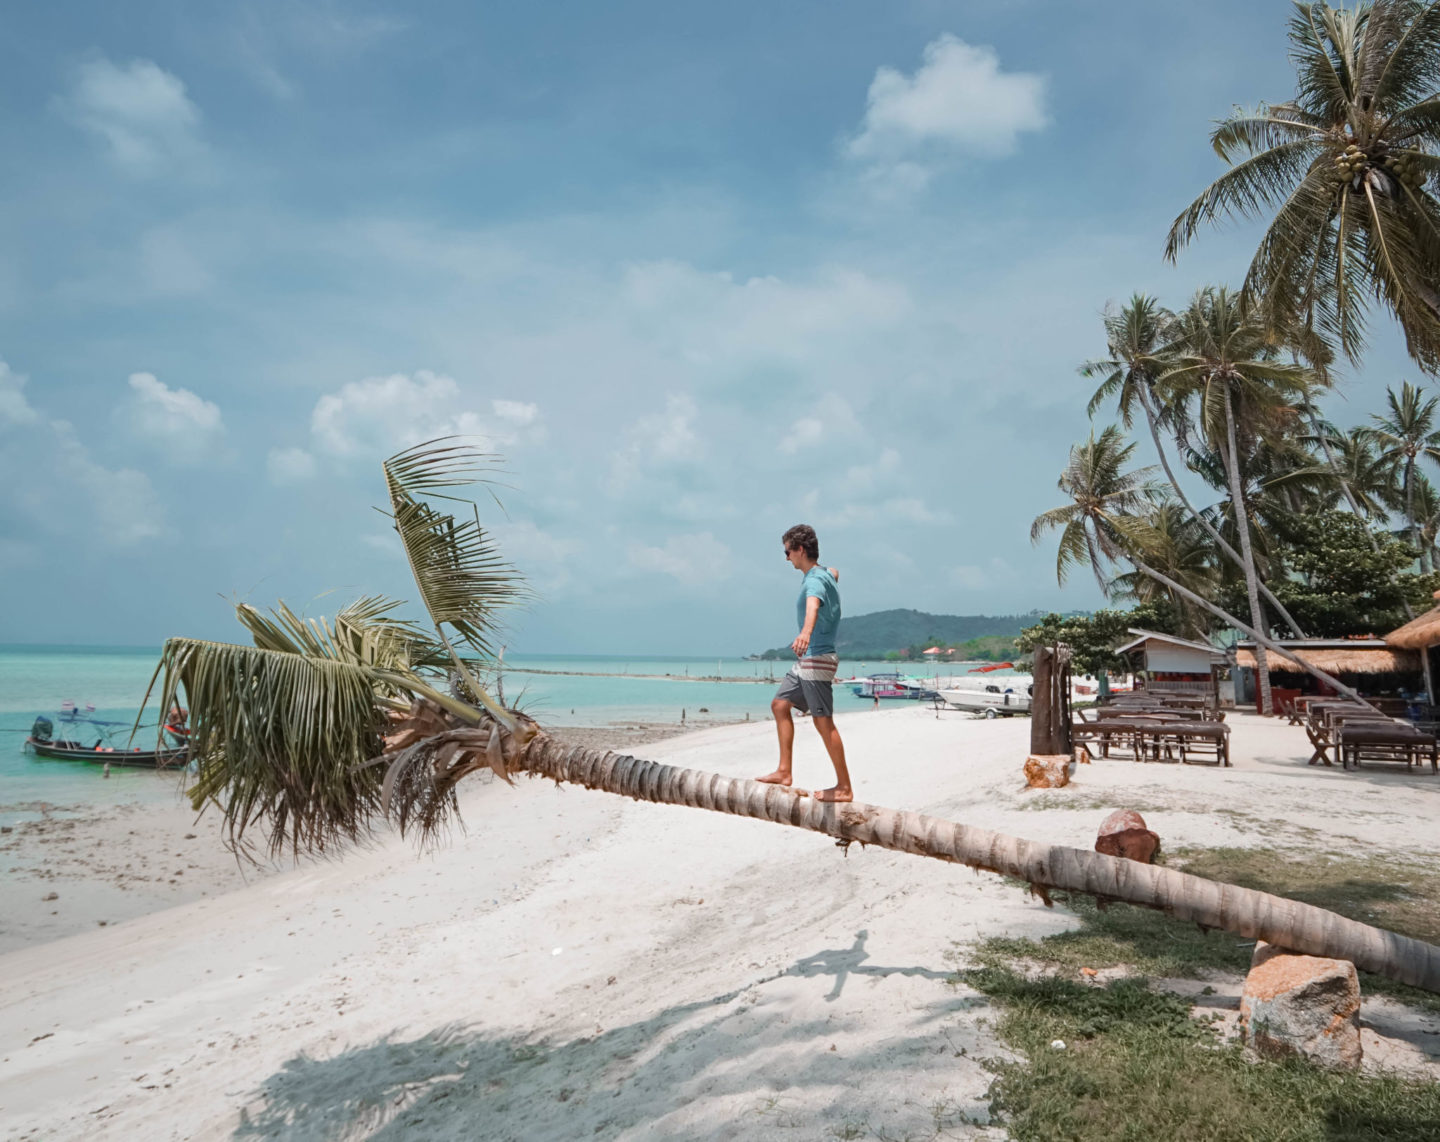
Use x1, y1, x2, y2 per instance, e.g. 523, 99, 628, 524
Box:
30, 716, 53, 744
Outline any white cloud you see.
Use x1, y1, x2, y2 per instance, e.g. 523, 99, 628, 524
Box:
628, 531, 733, 583
49, 420, 167, 545
621, 261, 910, 366
609, 393, 699, 490
57, 57, 204, 175
121, 372, 225, 462
310, 370, 487, 456
267, 446, 318, 484
780, 416, 824, 454
493, 399, 539, 426
0, 360, 38, 427
0, 366, 168, 547
497, 519, 582, 594
846, 35, 1047, 197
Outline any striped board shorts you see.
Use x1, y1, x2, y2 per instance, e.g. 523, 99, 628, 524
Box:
775, 653, 839, 717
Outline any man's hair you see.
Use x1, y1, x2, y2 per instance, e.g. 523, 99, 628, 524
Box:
782, 524, 819, 560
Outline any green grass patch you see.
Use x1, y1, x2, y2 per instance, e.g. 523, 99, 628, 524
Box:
968, 967, 1440, 1141
964, 847, 1440, 1138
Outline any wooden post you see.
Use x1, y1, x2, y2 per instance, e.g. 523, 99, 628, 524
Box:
1030, 644, 1073, 757
1031, 646, 1053, 756
1056, 645, 1073, 756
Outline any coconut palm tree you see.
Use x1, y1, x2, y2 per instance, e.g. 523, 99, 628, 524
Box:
1083, 295, 1308, 636
1159, 287, 1318, 713
1285, 418, 1403, 518
1031, 433, 1386, 714
143, 439, 1440, 993
1362, 380, 1440, 568
1166, 0, 1440, 373
1405, 470, 1440, 565
1107, 501, 1219, 636
1028, 426, 1160, 591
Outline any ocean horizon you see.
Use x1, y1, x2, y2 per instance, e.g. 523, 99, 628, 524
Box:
0, 644, 1015, 825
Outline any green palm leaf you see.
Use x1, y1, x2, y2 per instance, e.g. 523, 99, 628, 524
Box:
1168, 0, 1440, 372
381, 438, 530, 727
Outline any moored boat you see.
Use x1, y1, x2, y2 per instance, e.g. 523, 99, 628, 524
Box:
850, 672, 939, 700
937, 680, 1033, 718
23, 707, 189, 768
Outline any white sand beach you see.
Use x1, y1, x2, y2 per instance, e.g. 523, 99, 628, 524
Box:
4, 707, 1440, 1140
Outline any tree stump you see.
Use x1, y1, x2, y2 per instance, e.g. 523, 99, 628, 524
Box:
1094, 809, 1160, 863
1024, 755, 1071, 789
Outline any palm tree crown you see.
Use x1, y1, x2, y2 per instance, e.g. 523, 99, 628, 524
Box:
1167, 1, 1440, 371
1030, 426, 1159, 589
1363, 379, 1440, 565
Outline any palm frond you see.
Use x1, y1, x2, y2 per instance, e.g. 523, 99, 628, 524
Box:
1289, 2, 1360, 122
151, 638, 394, 857
381, 438, 531, 728
1211, 106, 1327, 161
1166, 140, 1323, 259
1370, 1, 1440, 110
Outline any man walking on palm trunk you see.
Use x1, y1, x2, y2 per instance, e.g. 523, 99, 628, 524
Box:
757, 524, 853, 803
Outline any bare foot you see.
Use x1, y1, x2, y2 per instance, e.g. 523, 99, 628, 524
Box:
814, 786, 853, 803
755, 770, 793, 786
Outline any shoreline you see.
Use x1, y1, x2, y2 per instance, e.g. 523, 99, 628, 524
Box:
0, 720, 743, 956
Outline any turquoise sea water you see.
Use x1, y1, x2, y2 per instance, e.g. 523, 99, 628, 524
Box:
0, 644, 1012, 826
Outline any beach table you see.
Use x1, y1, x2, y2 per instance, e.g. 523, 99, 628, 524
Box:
1166, 721, 1231, 767
1337, 724, 1439, 773
1072, 718, 1153, 760
1072, 718, 1229, 765
1095, 707, 1183, 722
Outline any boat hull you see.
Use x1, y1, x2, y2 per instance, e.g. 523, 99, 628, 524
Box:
25, 738, 188, 768
937, 688, 1032, 716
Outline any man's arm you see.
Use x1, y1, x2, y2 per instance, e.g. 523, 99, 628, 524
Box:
827, 566, 839, 583
792, 596, 822, 657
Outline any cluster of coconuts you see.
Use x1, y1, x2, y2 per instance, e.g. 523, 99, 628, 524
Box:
1331, 140, 1426, 193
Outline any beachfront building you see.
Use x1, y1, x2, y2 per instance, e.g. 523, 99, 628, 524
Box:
1114, 629, 1227, 705
1233, 639, 1423, 712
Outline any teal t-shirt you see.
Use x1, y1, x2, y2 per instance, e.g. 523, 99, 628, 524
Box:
796, 567, 841, 655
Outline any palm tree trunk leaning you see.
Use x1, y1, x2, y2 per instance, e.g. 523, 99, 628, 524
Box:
504, 732, 1440, 992
1138, 385, 1308, 639
1221, 388, 1275, 715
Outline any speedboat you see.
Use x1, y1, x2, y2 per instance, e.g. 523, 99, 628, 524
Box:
937, 680, 1033, 718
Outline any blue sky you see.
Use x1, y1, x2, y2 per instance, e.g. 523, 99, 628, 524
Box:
0, 1, 1423, 654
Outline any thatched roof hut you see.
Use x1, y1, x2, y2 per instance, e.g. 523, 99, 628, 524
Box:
1384, 603, 1440, 650
1235, 640, 1419, 674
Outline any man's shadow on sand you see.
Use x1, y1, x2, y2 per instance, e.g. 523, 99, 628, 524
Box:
786, 928, 952, 1001
232, 931, 977, 1141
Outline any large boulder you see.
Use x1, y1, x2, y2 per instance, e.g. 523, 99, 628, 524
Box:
1023, 755, 1071, 789
1094, 809, 1160, 864
1239, 942, 1362, 1070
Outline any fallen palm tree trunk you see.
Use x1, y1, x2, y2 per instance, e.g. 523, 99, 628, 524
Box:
491, 733, 1440, 993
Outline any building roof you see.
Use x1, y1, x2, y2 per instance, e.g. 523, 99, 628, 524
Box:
1114, 628, 1224, 659
1235, 639, 1419, 674
1384, 604, 1440, 650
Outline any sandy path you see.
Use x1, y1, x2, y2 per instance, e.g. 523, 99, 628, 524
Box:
3, 708, 1439, 1140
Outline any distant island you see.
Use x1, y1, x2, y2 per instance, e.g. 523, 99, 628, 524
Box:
755, 608, 1073, 661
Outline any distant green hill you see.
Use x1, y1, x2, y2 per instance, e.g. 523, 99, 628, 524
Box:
757, 608, 1054, 660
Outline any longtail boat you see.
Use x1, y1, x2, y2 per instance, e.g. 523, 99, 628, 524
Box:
24, 704, 189, 769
